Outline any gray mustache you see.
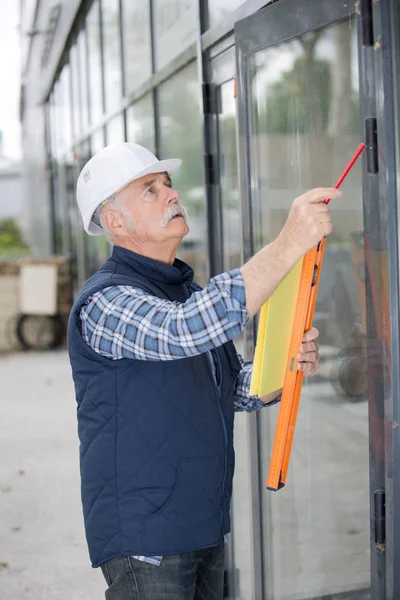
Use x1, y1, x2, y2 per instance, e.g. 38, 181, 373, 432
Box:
160, 203, 188, 228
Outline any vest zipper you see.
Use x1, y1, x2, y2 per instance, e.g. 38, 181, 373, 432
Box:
210, 350, 228, 527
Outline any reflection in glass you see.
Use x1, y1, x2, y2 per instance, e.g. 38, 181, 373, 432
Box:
153, 0, 197, 70
208, 0, 246, 28
102, 0, 123, 112
106, 114, 125, 146
158, 62, 208, 286
248, 20, 369, 599
126, 95, 155, 152
87, 0, 103, 123
121, 0, 152, 92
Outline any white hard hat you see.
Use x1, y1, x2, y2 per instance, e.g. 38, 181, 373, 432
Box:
76, 142, 182, 235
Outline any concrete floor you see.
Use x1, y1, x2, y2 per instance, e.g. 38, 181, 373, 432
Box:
0, 351, 105, 600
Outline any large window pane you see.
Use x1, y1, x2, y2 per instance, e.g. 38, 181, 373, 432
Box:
88, 129, 110, 268
220, 80, 241, 272
58, 65, 73, 154
101, 0, 123, 112
70, 43, 81, 140
153, 0, 197, 71
91, 128, 105, 155
248, 20, 369, 599
126, 95, 155, 152
121, 0, 152, 92
78, 29, 90, 132
106, 114, 125, 145
158, 62, 207, 285
87, 0, 103, 123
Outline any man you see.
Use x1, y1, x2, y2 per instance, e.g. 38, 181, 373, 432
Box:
68, 142, 340, 600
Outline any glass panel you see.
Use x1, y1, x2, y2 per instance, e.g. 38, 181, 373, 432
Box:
247, 20, 370, 599
48, 91, 58, 160
126, 95, 155, 152
153, 0, 197, 70
21, 0, 36, 70
158, 62, 208, 286
58, 65, 73, 153
91, 128, 105, 155
87, 0, 103, 123
121, 0, 152, 92
70, 43, 81, 140
217, 78, 256, 599
220, 81, 241, 272
102, 0, 123, 112
106, 114, 125, 145
78, 29, 90, 132
208, 0, 246, 28
88, 129, 110, 267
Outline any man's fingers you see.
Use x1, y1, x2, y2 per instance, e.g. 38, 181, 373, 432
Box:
298, 360, 319, 374
300, 187, 342, 204
302, 327, 319, 343
298, 340, 317, 355
309, 202, 330, 214
298, 327, 320, 375
298, 351, 318, 363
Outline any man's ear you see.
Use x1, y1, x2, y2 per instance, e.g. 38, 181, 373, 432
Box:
102, 209, 126, 236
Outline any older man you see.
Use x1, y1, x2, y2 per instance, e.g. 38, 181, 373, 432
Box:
68, 142, 339, 600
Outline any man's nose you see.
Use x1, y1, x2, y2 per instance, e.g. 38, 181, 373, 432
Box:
166, 187, 179, 204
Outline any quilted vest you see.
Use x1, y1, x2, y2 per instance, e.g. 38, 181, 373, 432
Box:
67, 246, 242, 567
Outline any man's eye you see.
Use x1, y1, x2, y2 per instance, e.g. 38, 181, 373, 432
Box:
146, 186, 156, 195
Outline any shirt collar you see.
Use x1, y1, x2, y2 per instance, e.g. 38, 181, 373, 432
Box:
112, 245, 194, 286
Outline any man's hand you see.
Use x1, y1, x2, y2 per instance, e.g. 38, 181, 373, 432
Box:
277, 188, 340, 259
261, 327, 320, 404
297, 327, 320, 375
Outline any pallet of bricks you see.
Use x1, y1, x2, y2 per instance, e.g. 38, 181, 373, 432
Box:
0, 257, 72, 353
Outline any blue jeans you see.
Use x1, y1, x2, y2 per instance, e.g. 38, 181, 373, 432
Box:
100, 542, 225, 600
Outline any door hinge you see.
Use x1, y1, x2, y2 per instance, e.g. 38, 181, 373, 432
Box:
204, 153, 219, 186
374, 489, 386, 545
365, 117, 378, 174
360, 0, 374, 47
202, 83, 216, 115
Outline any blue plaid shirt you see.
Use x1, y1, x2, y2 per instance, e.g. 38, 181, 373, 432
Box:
80, 268, 279, 566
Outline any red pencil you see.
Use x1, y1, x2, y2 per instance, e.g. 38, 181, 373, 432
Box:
324, 142, 366, 205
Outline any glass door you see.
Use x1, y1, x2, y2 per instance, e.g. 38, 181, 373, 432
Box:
234, 0, 392, 598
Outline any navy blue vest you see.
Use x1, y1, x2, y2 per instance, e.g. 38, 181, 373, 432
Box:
67, 246, 242, 567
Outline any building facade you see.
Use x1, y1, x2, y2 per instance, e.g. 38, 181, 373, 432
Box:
20, 0, 400, 598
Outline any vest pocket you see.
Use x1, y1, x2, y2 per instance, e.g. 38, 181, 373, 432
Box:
142, 455, 224, 554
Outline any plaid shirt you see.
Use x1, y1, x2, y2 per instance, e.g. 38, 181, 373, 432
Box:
80, 268, 279, 565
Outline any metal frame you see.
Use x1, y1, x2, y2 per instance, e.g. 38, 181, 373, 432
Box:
376, 2, 400, 598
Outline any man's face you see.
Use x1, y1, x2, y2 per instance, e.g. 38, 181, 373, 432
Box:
120, 171, 189, 243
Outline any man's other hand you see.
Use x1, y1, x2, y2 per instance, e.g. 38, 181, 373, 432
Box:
297, 327, 319, 375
